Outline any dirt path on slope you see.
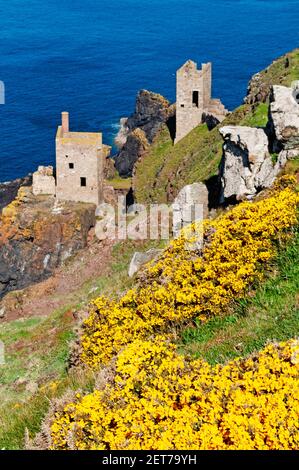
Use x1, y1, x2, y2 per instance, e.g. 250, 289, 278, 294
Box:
0, 235, 115, 322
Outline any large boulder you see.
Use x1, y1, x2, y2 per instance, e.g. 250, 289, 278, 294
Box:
269, 85, 299, 153
219, 126, 282, 201
114, 90, 175, 177
128, 248, 162, 277
172, 183, 209, 236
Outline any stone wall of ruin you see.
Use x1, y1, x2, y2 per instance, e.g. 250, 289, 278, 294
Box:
56, 127, 104, 205
175, 61, 211, 144
32, 166, 56, 196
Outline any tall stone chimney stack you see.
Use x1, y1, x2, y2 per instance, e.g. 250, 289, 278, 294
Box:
61, 111, 69, 134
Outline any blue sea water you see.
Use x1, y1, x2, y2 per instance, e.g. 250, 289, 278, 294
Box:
0, 0, 299, 182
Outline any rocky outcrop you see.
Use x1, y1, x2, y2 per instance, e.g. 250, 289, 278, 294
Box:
0, 186, 96, 298
219, 126, 282, 201
128, 248, 162, 277
245, 71, 273, 105
244, 50, 297, 105
268, 85, 299, 154
114, 90, 175, 176
220, 81, 299, 202
173, 183, 209, 235
114, 128, 150, 177
125, 90, 174, 142
203, 99, 229, 130
114, 117, 130, 148
0, 174, 32, 211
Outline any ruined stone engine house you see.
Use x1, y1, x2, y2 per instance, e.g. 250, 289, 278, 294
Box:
175, 60, 227, 143
33, 112, 111, 205
33, 60, 227, 204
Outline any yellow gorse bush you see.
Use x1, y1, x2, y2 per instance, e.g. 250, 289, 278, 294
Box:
81, 181, 299, 368
51, 336, 299, 450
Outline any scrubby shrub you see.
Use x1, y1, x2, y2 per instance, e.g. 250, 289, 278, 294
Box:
51, 337, 299, 450
81, 181, 299, 368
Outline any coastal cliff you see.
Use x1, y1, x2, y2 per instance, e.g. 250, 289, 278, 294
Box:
0, 175, 32, 211
0, 186, 95, 298
114, 90, 175, 176
0, 47, 299, 451
132, 48, 299, 204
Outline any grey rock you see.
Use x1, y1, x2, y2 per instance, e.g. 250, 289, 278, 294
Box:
128, 248, 162, 277
0, 306, 5, 318
269, 85, 299, 151
172, 183, 209, 236
219, 126, 279, 201
114, 128, 149, 177
114, 90, 175, 177
114, 117, 129, 148
0, 174, 32, 211
126, 90, 172, 142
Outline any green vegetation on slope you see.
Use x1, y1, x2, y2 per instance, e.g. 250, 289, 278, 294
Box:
246, 48, 299, 103
134, 48, 299, 204
1, 48, 299, 449
104, 176, 132, 190
180, 230, 299, 364
134, 103, 269, 204
0, 237, 164, 449
0, 307, 77, 449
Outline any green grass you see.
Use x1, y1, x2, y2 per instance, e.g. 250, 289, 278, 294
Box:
241, 102, 269, 127
246, 48, 299, 101
0, 368, 95, 450
271, 152, 279, 164
133, 103, 269, 204
0, 305, 77, 449
0, 236, 165, 449
180, 231, 299, 364
104, 176, 132, 190
0, 307, 75, 407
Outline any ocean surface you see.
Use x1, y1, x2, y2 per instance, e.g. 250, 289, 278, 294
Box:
0, 0, 299, 182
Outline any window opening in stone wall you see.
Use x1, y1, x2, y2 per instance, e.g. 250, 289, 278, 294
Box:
192, 91, 199, 108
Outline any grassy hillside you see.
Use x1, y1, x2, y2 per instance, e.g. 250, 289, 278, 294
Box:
180, 229, 299, 363
48, 181, 299, 450
245, 47, 299, 103
0, 238, 163, 449
1, 48, 299, 450
2, 180, 298, 449
134, 48, 299, 204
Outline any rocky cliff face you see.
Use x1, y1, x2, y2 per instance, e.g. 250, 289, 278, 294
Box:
244, 48, 299, 105
268, 85, 299, 155
219, 126, 280, 201
0, 174, 32, 211
0, 186, 96, 298
220, 83, 299, 202
114, 128, 150, 177
114, 90, 175, 176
